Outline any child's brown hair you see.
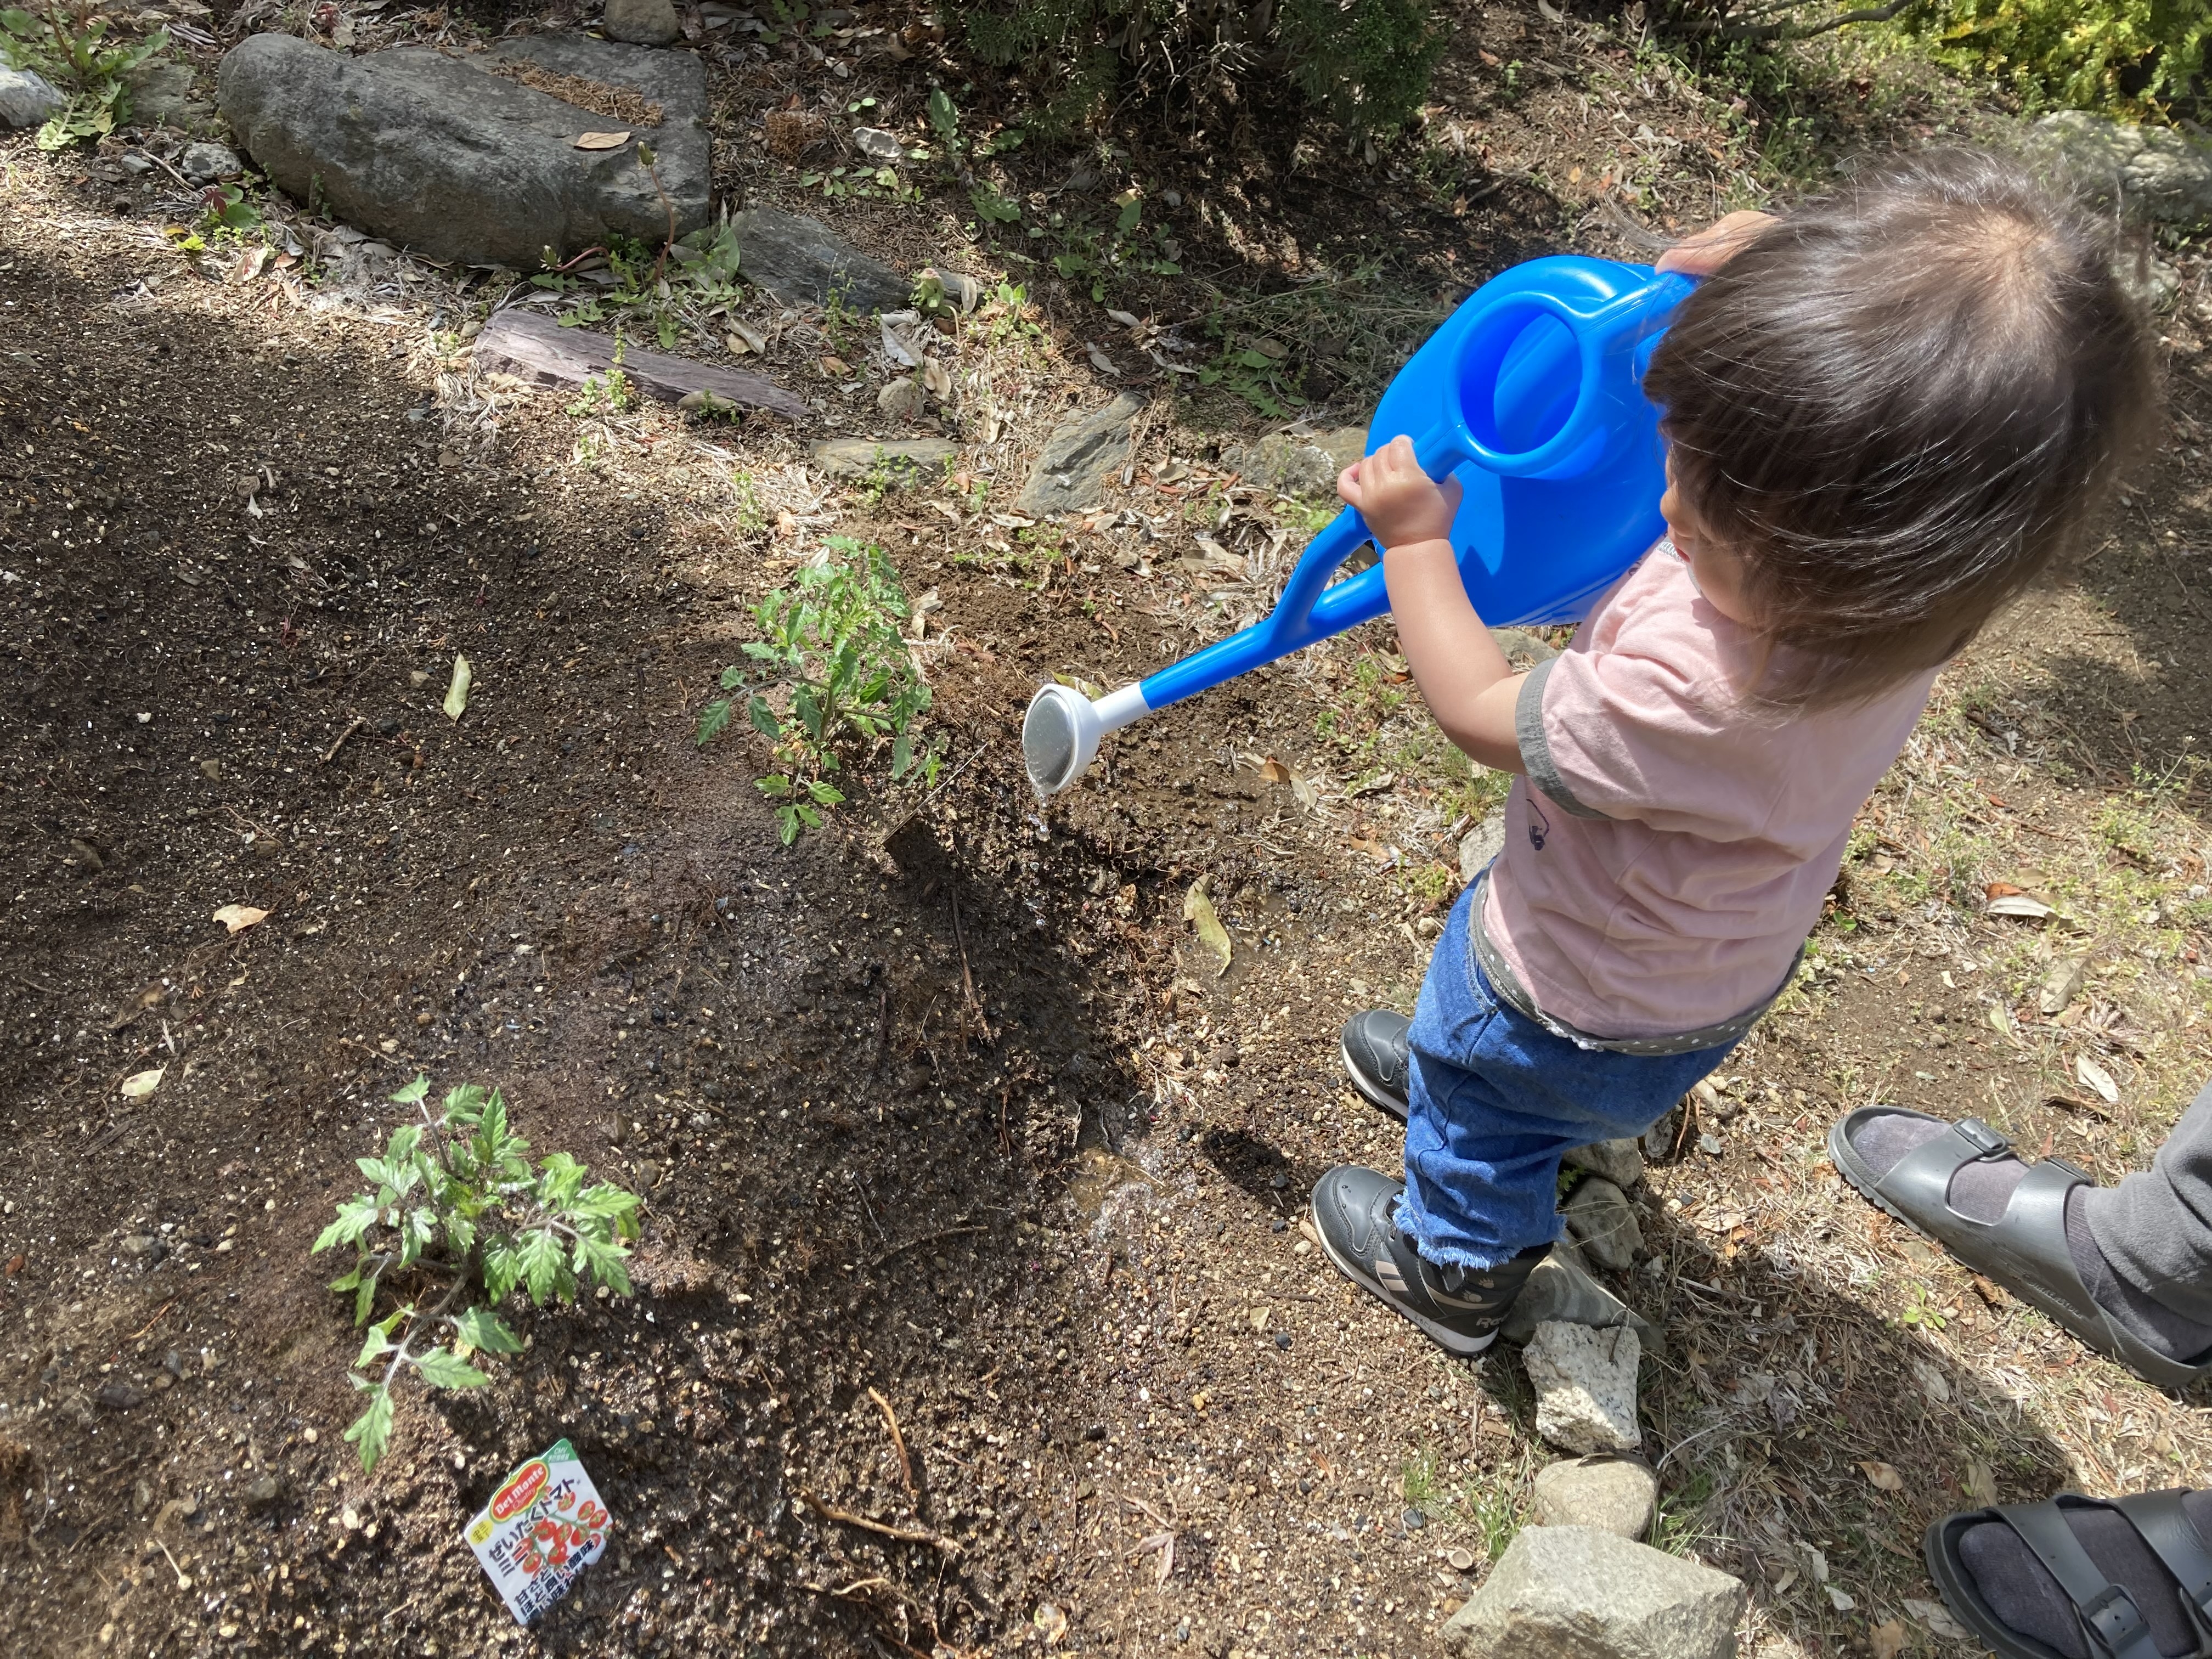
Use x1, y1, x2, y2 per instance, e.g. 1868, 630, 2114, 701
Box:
1643, 148, 2157, 708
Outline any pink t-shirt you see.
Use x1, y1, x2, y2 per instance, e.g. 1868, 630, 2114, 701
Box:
1482, 542, 1934, 1039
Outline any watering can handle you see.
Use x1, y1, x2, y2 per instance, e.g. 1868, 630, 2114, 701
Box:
1264, 425, 1459, 649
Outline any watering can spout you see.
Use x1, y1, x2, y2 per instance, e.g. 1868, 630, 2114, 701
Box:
1023, 681, 1150, 796
1020, 255, 1693, 798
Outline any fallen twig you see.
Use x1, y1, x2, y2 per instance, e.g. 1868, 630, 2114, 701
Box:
868, 1386, 916, 1499
321, 715, 365, 765
871, 1223, 987, 1271
949, 891, 992, 1040
799, 1489, 961, 1554
126, 1300, 177, 1342
10, 970, 55, 995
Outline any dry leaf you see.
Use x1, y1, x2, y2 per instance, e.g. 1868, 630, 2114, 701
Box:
443, 654, 472, 721
920, 357, 952, 398
1085, 341, 1120, 375
1259, 757, 1293, 785
212, 904, 268, 934
2075, 1053, 2120, 1104
1031, 1602, 1068, 1645
1870, 1620, 1908, 1659
1965, 1457, 1998, 1505
1183, 878, 1233, 977
1827, 1585, 1857, 1613
120, 1068, 165, 1099
1859, 1460, 1904, 1493
1910, 1358, 1951, 1405
574, 131, 632, 150
1905, 1598, 1974, 1640
2039, 956, 2089, 1015
1985, 881, 2025, 899
1987, 893, 2056, 919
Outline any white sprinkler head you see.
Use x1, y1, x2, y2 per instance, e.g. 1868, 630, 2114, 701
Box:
1022, 682, 1149, 796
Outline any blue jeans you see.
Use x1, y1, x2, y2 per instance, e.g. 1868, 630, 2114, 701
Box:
1399, 880, 1737, 1270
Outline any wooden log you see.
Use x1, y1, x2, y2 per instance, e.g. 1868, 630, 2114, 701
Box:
473, 307, 810, 420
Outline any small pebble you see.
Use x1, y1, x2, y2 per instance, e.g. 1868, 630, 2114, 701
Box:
1402, 1507, 1427, 1530
1448, 1545, 1476, 1571
1273, 1331, 1291, 1350
1269, 1217, 1287, 1233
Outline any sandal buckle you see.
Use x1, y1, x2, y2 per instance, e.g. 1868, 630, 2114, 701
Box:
2079, 1583, 2148, 1649
1955, 1118, 2010, 1159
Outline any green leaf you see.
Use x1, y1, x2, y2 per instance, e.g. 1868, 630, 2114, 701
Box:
537, 1151, 587, 1207
718, 664, 745, 690
516, 1227, 570, 1305
807, 780, 844, 807
314, 1195, 381, 1255
748, 695, 781, 738
576, 1233, 634, 1297
328, 1267, 362, 1293
482, 1236, 522, 1304
354, 1270, 380, 1326
412, 1346, 490, 1390
356, 1326, 395, 1369
796, 803, 823, 828
571, 1183, 641, 1223
696, 698, 733, 747
891, 732, 914, 778
444, 1082, 489, 1122
445, 1211, 476, 1255
390, 1075, 431, 1105
399, 1206, 438, 1267
345, 1385, 396, 1473
777, 804, 800, 844
757, 774, 793, 798
453, 1307, 524, 1356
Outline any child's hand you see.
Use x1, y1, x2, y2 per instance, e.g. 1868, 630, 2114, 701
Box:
1338, 436, 1462, 551
1656, 210, 1775, 277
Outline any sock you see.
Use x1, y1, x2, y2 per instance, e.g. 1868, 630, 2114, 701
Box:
1850, 1113, 2212, 1363
1956, 1493, 2212, 1659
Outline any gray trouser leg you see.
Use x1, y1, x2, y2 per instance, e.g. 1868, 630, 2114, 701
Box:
2082, 1077, 2212, 1327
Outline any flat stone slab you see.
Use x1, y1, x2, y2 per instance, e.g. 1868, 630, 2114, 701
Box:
1526, 1319, 1641, 1454
1219, 425, 1365, 496
1531, 1455, 1658, 1540
2025, 110, 2212, 226
1564, 1139, 1644, 1190
1440, 1525, 1745, 1659
475, 308, 806, 419
217, 32, 709, 269
729, 205, 910, 313
810, 437, 956, 484
1015, 392, 1145, 516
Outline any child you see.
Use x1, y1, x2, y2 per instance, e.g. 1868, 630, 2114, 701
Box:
1310, 149, 2155, 1357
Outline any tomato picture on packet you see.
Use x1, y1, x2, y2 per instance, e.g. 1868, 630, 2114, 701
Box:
463, 1440, 611, 1624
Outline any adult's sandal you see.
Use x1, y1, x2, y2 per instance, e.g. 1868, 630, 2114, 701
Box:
1927, 1491, 2212, 1659
1829, 1107, 2212, 1389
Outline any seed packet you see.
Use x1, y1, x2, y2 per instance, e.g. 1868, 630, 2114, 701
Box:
463, 1439, 611, 1624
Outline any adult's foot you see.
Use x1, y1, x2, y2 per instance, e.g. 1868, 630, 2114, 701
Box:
1308, 1164, 1548, 1357
1839, 1108, 2212, 1368
1931, 1489, 2212, 1659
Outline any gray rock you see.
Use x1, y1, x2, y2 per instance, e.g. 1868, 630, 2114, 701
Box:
1642, 1107, 1680, 1163
126, 59, 199, 127
852, 125, 904, 164
877, 376, 927, 419
120, 1233, 160, 1256
179, 141, 242, 184
217, 33, 709, 269
1503, 1236, 1662, 1353
729, 204, 910, 312
1459, 810, 1504, 884
811, 437, 956, 484
1531, 1455, 1658, 1540
1525, 1319, 1641, 1454
602, 0, 682, 46
1565, 1139, 1644, 1189
1439, 1525, 1745, 1659
1219, 425, 1367, 496
241, 1472, 286, 1514
0, 69, 61, 131
1563, 1176, 1643, 1272
1492, 625, 1562, 670
1016, 392, 1146, 516
2024, 110, 2212, 227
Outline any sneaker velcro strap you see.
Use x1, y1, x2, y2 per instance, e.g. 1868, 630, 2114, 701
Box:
1955, 1118, 2011, 1158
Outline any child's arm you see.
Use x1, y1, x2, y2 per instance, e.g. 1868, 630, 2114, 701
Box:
1338, 436, 1525, 775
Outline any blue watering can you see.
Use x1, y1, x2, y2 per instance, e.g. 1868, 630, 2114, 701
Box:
1022, 255, 1696, 795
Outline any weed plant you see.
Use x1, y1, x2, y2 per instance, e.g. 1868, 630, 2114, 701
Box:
0, 1, 167, 149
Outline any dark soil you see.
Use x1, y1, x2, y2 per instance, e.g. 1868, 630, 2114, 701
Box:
12, 3, 2212, 1657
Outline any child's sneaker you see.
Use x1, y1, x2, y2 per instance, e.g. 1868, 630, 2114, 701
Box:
1340, 1009, 1411, 1122
1310, 1165, 1549, 1357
